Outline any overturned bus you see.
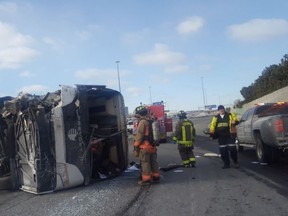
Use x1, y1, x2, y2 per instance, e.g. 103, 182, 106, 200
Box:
0, 85, 128, 194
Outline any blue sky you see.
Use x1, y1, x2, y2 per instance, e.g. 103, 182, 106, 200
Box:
1, 1, 288, 113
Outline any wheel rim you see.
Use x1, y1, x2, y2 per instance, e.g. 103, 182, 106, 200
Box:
256, 138, 263, 161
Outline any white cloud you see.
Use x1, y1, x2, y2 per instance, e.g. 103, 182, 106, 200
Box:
133, 43, 187, 66
164, 65, 189, 74
74, 68, 119, 87
0, 22, 34, 48
75, 68, 114, 79
228, 18, 288, 42
176, 16, 204, 35
0, 21, 38, 69
0, 47, 38, 69
43, 37, 58, 47
126, 87, 142, 97
19, 70, 34, 78
75, 24, 102, 41
19, 85, 48, 94
42, 36, 66, 51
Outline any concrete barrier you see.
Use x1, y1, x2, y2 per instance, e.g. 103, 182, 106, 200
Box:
242, 86, 288, 111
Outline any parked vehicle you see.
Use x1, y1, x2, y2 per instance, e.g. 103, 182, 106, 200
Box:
127, 120, 134, 134
0, 85, 128, 194
236, 102, 288, 163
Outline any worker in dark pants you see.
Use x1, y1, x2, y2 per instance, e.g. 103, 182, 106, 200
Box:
209, 105, 239, 169
173, 110, 196, 168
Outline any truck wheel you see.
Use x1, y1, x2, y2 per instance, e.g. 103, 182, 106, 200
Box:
255, 135, 272, 163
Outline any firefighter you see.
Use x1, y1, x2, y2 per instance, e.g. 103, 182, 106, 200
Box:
173, 110, 196, 168
133, 105, 160, 185
209, 105, 239, 169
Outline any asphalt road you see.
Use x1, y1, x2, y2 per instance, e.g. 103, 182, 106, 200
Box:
1, 116, 288, 216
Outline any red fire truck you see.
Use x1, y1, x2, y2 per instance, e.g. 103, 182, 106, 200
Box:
133, 102, 173, 143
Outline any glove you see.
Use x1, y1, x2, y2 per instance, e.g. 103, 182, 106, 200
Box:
209, 133, 214, 140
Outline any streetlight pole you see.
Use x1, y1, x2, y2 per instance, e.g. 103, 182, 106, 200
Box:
149, 86, 152, 104
115, 60, 121, 93
201, 77, 206, 110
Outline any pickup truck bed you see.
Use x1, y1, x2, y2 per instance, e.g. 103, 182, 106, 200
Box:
236, 102, 288, 163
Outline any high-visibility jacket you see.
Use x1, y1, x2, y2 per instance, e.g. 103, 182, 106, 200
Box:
173, 119, 195, 147
229, 112, 239, 134
209, 112, 239, 135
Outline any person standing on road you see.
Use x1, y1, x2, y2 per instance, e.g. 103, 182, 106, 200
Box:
133, 105, 160, 185
172, 110, 196, 168
209, 105, 239, 169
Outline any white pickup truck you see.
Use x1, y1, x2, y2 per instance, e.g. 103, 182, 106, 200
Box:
236, 102, 288, 163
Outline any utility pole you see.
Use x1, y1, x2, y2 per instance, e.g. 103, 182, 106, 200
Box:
149, 86, 152, 104
115, 60, 121, 93
201, 77, 206, 110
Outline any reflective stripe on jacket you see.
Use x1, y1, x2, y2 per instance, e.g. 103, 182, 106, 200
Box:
173, 119, 195, 146
209, 112, 239, 134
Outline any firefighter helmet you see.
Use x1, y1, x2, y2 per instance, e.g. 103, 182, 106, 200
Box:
177, 110, 187, 119
134, 105, 148, 116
